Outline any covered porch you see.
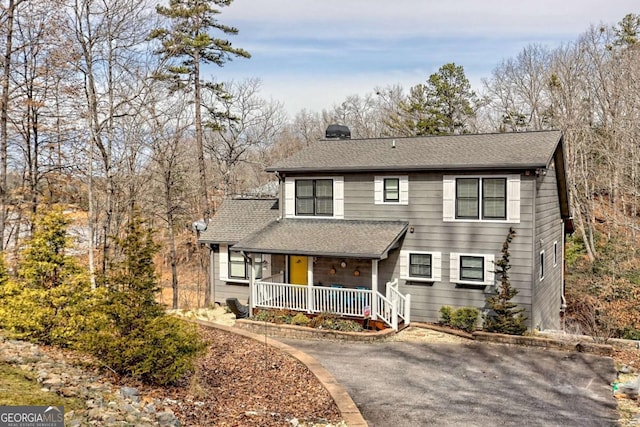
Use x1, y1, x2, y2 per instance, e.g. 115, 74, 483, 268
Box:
233, 218, 412, 330
252, 276, 410, 331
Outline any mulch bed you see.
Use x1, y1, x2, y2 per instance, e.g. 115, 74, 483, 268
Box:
138, 327, 341, 426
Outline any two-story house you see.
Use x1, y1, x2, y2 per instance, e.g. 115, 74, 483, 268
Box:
198, 130, 572, 331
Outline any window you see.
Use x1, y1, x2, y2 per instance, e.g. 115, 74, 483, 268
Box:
553, 241, 558, 267
460, 256, 484, 282
410, 253, 432, 277
482, 178, 507, 219
229, 250, 262, 280
539, 250, 545, 281
374, 176, 408, 205
443, 175, 519, 222
400, 250, 441, 282
450, 253, 495, 286
384, 178, 400, 202
455, 178, 506, 219
296, 179, 333, 216
456, 178, 479, 219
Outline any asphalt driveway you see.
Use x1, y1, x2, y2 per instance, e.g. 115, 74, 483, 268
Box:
282, 338, 618, 427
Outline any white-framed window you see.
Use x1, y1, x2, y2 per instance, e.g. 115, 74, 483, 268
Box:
449, 252, 495, 286
539, 250, 545, 281
229, 249, 262, 280
400, 250, 441, 282
374, 175, 408, 205
295, 179, 333, 216
553, 241, 558, 267
219, 244, 270, 283
284, 177, 344, 219
443, 175, 520, 222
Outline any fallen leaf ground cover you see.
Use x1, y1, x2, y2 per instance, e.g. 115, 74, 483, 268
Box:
135, 326, 342, 426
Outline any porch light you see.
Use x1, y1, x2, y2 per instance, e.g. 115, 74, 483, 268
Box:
329, 266, 336, 275
340, 260, 347, 268
353, 269, 360, 277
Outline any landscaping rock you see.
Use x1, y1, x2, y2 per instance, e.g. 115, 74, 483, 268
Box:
0, 333, 183, 426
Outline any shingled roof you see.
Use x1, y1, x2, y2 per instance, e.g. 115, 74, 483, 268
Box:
266, 130, 563, 173
198, 199, 279, 244
232, 219, 408, 259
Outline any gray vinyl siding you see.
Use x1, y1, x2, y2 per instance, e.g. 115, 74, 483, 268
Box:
532, 166, 563, 330
342, 172, 536, 326
210, 248, 250, 305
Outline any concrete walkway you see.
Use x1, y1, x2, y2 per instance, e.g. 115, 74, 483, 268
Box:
282, 338, 619, 427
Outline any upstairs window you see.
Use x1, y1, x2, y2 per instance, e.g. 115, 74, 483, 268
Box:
296, 179, 333, 216
384, 178, 400, 202
456, 178, 506, 220
444, 175, 518, 222
374, 175, 409, 205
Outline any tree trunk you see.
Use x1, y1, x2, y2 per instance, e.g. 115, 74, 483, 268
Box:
0, 0, 17, 251
193, 50, 212, 306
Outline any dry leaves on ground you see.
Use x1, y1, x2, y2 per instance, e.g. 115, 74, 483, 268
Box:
141, 327, 341, 427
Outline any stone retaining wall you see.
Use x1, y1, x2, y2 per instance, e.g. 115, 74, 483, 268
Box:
471, 331, 613, 356
235, 319, 395, 342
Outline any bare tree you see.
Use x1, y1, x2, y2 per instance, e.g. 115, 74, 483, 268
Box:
204, 78, 286, 197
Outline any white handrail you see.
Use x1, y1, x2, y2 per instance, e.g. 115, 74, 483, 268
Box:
252, 279, 409, 331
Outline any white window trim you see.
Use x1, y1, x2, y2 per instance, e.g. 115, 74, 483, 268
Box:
443, 174, 520, 223
219, 245, 271, 284
553, 241, 558, 267
539, 250, 545, 281
284, 176, 344, 219
400, 250, 441, 282
374, 175, 409, 205
449, 252, 495, 286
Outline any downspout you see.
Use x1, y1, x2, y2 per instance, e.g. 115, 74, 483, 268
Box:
242, 251, 255, 316
210, 244, 216, 306
531, 175, 537, 331
275, 170, 284, 220
560, 219, 567, 330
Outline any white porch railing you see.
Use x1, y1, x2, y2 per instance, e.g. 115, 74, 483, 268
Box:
312, 287, 372, 317
386, 279, 411, 325
252, 279, 410, 331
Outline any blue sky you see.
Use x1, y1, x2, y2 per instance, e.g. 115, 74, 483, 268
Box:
209, 0, 636, 116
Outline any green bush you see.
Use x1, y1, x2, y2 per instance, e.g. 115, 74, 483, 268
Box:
451, 307, 480, 333
439, 305, 479, 332
84, 316, 206, 385
439, 306, 453, 326
621, 327, 640, 340
291, 312, 311, 326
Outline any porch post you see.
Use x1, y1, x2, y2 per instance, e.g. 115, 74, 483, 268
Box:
249, 254, 255, 316
371, 259, 378, 320
307, 256, 314, 313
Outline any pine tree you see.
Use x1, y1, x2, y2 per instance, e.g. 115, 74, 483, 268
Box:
149, 0, 250, 222
484, 227, 528, 335
18, 207, 76, 289
106, 214, 163, 334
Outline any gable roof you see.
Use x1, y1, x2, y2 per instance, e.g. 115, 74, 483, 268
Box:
266, 130, 563, 173
232, 219, 408, 259
198, 198, 279, 244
